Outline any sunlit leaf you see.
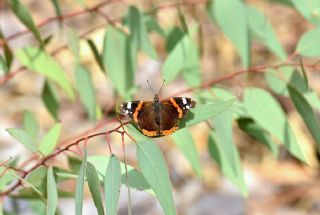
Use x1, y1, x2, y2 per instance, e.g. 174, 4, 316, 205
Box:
163, 31, 200, 84
265, 67, 308, 96
172, 129, 202, 177
296, 27, 320, 57
38, 123, 61, 156
75, 66, 97, 121
183, 98, 236, 127
128, 6, 157, 59
16, 47, 75, 99
104, 155, 121, 215
23, 110, 39, 140
6, 128, 37, 152
0, 167, 15, 192
137, 141, 176, 215
292, 0, 320, 26
208, 0, 250, 68
12, 170, 45, 201
102, 27, 135, 99
46, 167, 58, 215
67, 28, 80, 62
88, 156, 151, 192
244, 88, 307, 163
246, 5, 287, 60
86, 162, 105, 215
209, 110, 247, 196
75, 151, 87, 215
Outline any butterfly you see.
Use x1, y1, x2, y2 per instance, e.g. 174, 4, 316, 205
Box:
119, 94, 196, 137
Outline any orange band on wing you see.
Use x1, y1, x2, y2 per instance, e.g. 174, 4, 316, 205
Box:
160, 126, 178, 136
142, 129, 158, 137
169, 98, 183, 118
133, 101, 144, 122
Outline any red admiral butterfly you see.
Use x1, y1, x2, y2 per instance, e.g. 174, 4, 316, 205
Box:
119, 94, 196, 137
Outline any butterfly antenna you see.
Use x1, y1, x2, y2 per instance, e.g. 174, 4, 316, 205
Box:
147, 80, 156, 95
158, 79, 165, 95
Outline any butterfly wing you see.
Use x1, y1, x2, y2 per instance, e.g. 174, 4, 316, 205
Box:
118, 101, 143, 120
160, 100, 180, 136
160, 97, 196, 136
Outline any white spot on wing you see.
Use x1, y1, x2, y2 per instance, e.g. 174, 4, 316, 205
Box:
127, 102, 132, 109
182, 97, 187, 104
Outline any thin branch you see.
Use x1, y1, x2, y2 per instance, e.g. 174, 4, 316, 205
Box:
0, 120, 129, 197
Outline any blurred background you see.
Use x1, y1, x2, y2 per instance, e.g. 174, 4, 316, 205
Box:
1, 0, 320, 214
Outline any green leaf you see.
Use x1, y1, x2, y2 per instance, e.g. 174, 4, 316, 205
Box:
0, 201, 2, 215
163, 32, 200, 84
171, 129, 202, 177
0, 167, 15, 192
292, 0, 320, 26
209, 0, 250, 68
177, 5, 188, 33
296, 27, 320, 57
87, 39, 105, 73
128, 6, 157, 59
265, 67, 308, 96
102, 27, 135, 98
42, 80, 60, 120
46, 167, 58, 215
67, 28, 80, 62
16, 47, 75, 99
305, 91, 320, 112
26, 166, 47, 187
75, 151, 87, 215
30, 201, 46, 214
237, 118, 279, 156
6, 128, 37, 152
12, 170, 46, 201
183, 98, 236, 127
143, 14, 165, 36
50, 0, 62, 26
23, 110, 39, 140
43, 35, 54, 47
75, 66, 97, 121
0, 30, 13, 70
244, 88, 307, 163
8, 0, 42, 45
104, 155, 121, 215
288, 86, 320, 152
88, 156, 151, 192
38, 123, 61, 156
86, 162, 105, 215
0, 55, 8, 75
165, 27, 184, 52
210, 110, 247, 196
137, 141, 176, 215
299, 58, 309, 90
246, 5, 287, 60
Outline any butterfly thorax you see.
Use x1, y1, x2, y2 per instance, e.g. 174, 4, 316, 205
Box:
153, 94, 161, 126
